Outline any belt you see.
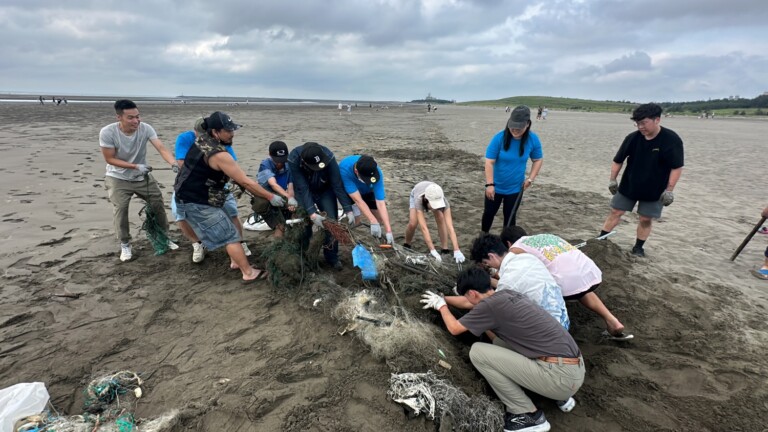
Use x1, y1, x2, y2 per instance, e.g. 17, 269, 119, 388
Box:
537, 356, 581, 365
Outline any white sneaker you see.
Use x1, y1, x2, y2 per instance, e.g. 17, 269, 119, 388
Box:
192, 242, 205, 263
167, 239, 179, 250
241, 242, 252, 256
120, 243, 132, 262
556, 397, 576, 413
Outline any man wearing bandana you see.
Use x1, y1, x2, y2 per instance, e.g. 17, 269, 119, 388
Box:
339, 155, 395, 245
287, 142, 355, 269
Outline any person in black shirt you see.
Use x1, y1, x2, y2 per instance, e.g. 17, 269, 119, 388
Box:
599, 103, 684, 257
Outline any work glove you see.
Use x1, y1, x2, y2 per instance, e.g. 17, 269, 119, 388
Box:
660, 191, 674, 206
608, 180, 618, 195
287, 197, 298, 207
454, 250, 466, 263
171, 164, 180, 174
429, 249, 443, 262
311, 213, 326, 228
385, 232, 394, 245
136, 164, 152, 174
346, 212, 356, 227
269, 194, 286, 207
420, 290, 447, 311
370, 223, 382, 238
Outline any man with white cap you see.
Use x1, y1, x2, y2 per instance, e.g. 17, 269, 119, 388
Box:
403, 181, 465, 263
339, 154, 395, 244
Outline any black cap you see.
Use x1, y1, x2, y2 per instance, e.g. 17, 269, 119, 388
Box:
205, 111, 242, 131
507, 106, 531, 130
301, 142, 329, 171
269, 141, 289, 163
355, 155, 380, 185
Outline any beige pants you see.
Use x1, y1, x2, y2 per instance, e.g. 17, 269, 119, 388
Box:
469, 338, 585, 414
105, 175, 168, 244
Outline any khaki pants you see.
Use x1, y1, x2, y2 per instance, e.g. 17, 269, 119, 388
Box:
469, 339, 585, 414
250, 195, 287, 229
105, 175, 169, 244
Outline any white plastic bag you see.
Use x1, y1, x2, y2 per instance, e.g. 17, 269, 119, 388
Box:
0, 382, 49, 432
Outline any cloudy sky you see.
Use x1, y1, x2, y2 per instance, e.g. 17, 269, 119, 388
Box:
2, 0, 766, 102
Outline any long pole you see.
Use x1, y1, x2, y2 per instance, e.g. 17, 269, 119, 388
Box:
730, 217, 766, 261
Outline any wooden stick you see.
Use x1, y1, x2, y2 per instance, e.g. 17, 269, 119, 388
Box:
730, 216, 766, 261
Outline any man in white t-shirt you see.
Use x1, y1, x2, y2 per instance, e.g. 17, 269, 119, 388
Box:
99, 99, 179, 262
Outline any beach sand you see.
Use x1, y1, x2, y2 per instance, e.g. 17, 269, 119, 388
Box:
1, 102, 767, 431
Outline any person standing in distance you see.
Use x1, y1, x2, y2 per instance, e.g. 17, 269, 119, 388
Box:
599, 103, 684, 257
483, 106, 543, 232
99, 99, 179, 262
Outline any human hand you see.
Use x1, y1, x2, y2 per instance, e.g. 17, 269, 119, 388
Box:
311, 213, 326, 228
135, 164, 152, 174
429, 249, 442, 262
385, 232, 394, 245
171, 164, 179, 174
660, 191, 674, 206
287, 197, 298, 207
485, 185, 495, 200
346, 212, 356, 226
762, 206, 768, 219
270, 194, 286, 207
454, 250, 466, 263
370, 223, 382, 238
608, 180, 618, 195
420, 290, 447, 310
523, 178, 533, 191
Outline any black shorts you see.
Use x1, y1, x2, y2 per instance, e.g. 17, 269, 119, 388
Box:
563, 283, 599, 301
361, 192, 378, 210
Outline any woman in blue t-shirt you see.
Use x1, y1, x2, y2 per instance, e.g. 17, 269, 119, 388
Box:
482, 106, 543, 232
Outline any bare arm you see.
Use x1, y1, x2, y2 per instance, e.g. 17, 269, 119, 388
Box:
441, 208, 460, 251
666, 167, 683, 191
349, 191, 378, 224
209, 153, 274, 201
375, 200, 393, 234
101, 147, 138, 169
416, 210, 435, 250
149, 137, 177, 166
484, 158, 496, 200
267, 177, 291, 199
609, 161, 623, 181
438, 305, 468, 336
444, 295, 474, 310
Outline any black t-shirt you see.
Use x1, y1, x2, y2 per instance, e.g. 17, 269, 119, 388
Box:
614, 126, 684, 201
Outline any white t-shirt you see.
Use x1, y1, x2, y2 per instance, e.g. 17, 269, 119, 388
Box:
497, 252, 570, 329
99, 122, 158, 181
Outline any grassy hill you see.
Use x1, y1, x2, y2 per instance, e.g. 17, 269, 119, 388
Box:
460, 96, 636, 113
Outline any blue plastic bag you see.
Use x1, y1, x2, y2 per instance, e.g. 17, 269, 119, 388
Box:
352, 244, 378, 280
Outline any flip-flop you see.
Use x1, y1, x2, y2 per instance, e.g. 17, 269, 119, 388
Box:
757, 227, 768, 235
242, 269, 268, 283
750, 269, 768, 280
602, 330, 635, 341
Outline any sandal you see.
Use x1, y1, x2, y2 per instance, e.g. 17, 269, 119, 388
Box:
242, 269, 268, 283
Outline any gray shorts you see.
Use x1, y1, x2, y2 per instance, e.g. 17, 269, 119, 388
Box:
610, 192, 663, 218
175, 201, 241, 250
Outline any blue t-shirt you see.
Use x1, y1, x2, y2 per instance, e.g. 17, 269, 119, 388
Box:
484, 130, 542, 194
339, 155, 386, 200
175, 130, 237, 161
256, 158, 292, 192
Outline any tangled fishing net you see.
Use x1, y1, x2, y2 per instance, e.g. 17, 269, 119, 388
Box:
389, 371, 504, 432
15, 371, 178, 432
138, 176, 170, 255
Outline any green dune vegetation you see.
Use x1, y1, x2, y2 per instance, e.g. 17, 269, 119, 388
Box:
461, 94, 768, 117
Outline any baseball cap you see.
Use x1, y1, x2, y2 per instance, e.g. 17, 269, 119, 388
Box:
424, 183, 446, 209
507, 106, 531, 130
300, 142, 329, 171
269, 141, 289, 163
205, 111, 242, 131
355, 155, 380, 185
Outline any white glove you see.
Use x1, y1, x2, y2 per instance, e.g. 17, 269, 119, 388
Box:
311, 213, 326, 228
420, 290, 447, 310
171, 164, 180, 174
660, 190, 674, 206
287, 197, 298, 207
270, 194, 286, 207
608, 180, 618, 195
385, 232, 394, 245
370, 223, 382, 238
135, 164, 152, 174
429, 249, 442, 262
454, 250, 466, 263
346, 211, 356, 226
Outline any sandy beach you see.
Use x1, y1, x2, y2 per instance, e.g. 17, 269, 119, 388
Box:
1, 102, 767, 431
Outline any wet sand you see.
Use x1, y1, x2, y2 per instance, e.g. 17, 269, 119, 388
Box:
1, 103, 767, 431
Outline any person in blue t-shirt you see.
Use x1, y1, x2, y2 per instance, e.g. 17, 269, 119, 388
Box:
483, 106, 543, 232
251, 140, 297, 237
172, 118, 249, 263
339, 155, 394, 244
